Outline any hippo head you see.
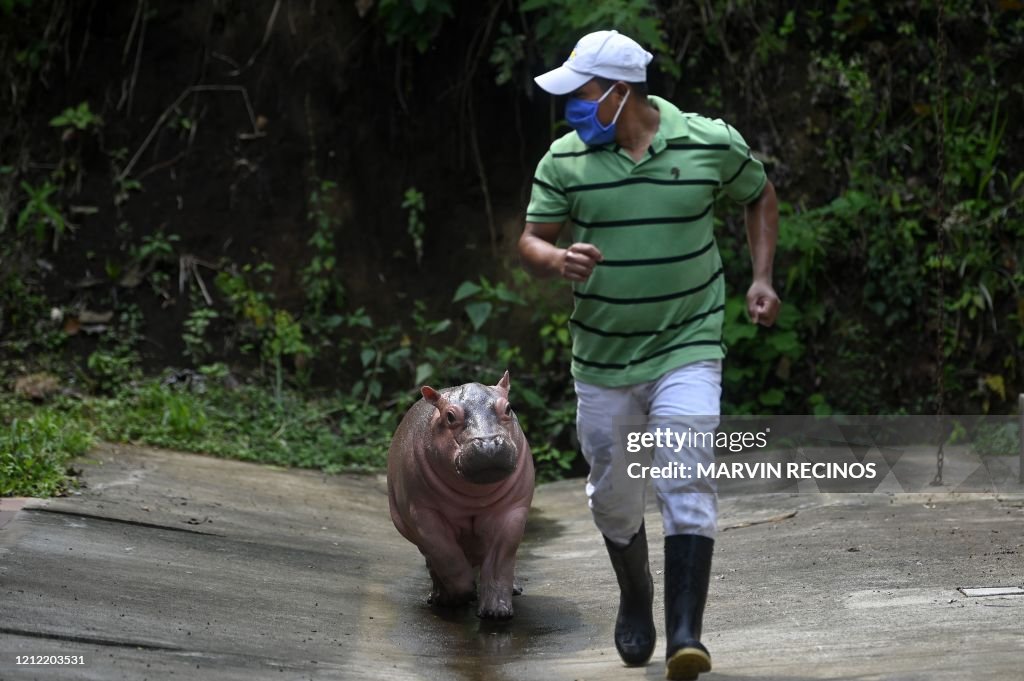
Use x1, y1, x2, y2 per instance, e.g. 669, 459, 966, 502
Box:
421, 371, 521, 485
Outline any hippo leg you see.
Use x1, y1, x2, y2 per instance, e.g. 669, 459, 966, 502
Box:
425, 559, 476, 606
475, 507, 529, 619
411, 508, 476, 607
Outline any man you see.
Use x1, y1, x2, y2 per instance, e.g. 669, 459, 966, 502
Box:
518, 30, 780, 681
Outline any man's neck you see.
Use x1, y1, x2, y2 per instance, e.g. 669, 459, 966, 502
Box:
615, 98, 660, 158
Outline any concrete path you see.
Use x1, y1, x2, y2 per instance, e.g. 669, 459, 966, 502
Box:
1, 443, 1022, 681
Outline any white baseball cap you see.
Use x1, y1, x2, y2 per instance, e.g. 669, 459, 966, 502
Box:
534, 30, 654, 95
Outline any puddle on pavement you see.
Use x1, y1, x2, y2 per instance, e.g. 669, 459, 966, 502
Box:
381, 501, 590, 680
387, 585, 585, 681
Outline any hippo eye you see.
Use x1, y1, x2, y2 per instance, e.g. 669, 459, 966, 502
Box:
504, 403, 513, 417
446, 410, 457, 425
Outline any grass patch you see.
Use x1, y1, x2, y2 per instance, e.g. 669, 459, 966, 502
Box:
0, 404, 95, 496
1, 377, 403, 498
87, 381, 398, 472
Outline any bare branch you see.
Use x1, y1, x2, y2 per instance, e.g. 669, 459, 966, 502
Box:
116, 85, 264, 184
227, 0, 281, 77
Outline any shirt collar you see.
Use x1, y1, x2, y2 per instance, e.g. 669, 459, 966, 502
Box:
648, 95, 689, 156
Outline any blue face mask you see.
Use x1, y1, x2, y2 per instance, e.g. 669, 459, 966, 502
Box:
566, 84, 630, 146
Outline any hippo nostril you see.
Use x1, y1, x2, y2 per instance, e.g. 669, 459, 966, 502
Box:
472, 435, 505, 455
459, 436, 517, 484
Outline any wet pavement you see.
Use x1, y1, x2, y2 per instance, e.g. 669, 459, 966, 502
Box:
1, 442, 1022, 680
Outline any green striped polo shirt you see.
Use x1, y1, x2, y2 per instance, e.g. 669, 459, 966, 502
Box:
526, 95, 767, 387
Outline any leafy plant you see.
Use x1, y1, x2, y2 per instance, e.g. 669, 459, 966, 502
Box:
16, 180, 65, 247
135, 228, 180, 261
183, 290, 219, 365
402, 187, 426, 266
48, 101, 102, 131
264, 309, 311, 404
215, 262, 313, 403
302, 179, 344, 320
113, 176, 142, 207
453, 276, 526, 331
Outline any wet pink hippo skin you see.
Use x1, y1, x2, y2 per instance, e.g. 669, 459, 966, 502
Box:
387, 371, 535, 619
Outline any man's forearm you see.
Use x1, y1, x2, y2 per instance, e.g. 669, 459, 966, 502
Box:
745, 180, 778, 282
518, 233, 566, 279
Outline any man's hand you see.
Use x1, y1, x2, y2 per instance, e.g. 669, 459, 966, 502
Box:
746, 279, 780, 326
561, 243, 603, 282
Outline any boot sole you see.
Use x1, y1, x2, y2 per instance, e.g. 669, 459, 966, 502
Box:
616, 641, 656, 667
665, 646, 711, 680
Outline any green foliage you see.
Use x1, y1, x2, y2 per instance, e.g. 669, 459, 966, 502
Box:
84, 305, 144, 394
528, 398, 577, 482
721, 294, 808, 415
48, 101, 102, 131
302, 179, 344, 321
0, 376, 403, 496
216, 263, 275, 333
377, 0, 454, 53
91, 379, 393, 472
134, 228, 180, 261
521, 0, 676, 76
265, 309, 310, 403
702, 0, 1024, 415
0, 273, 65, 359
15, 180, 65, 247
350, 311, 408, 403
216, 263, 312, 403
402, 187, 426, 267
183, 291, 219, 366
453, 275, 527, 330
113, 176, 142, 207
490, 22, 527, 86
539, 311, 571, 365
86, 350, 139, 394
0, 401, 94, 497
971, 421, 1019, 457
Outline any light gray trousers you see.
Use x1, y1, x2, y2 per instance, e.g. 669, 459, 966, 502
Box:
574, 359, 721, 546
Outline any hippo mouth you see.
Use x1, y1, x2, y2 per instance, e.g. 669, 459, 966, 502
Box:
456, 436, 518, 484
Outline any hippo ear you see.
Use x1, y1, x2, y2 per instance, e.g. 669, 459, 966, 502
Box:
495, 370, 510, 397
421, 386, 442, 405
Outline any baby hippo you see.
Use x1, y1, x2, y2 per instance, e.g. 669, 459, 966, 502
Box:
387, 371, 534, 619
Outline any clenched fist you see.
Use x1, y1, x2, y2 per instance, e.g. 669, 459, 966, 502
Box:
746, 279, 781, 326
560, 243, 604, 282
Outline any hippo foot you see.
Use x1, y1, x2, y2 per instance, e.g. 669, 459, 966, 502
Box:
477, 598, 514, 620
428, 588, 476, 608
477, 586, 515, 619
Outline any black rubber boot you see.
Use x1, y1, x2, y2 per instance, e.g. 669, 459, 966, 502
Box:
664, 534, 714, 680
603, 521, 656, 666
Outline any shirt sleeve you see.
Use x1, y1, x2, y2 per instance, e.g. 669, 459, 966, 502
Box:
525, 150, 570, 222
719, 121, 767, 205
